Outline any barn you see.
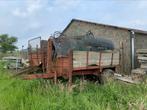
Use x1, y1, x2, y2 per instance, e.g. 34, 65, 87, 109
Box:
60, 19, 147, 74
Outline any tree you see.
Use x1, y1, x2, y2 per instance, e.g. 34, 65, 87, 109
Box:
0, 34, 18, 53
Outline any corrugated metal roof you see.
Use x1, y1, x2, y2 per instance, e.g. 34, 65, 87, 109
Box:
62, 19, 147, 35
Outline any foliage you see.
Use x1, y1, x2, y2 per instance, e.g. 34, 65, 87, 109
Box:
0, 34, 18, 53
0, 63, 147, 110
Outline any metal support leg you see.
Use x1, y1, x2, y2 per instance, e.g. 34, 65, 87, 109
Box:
54, 72, 57, 84
68, 72, 72, 86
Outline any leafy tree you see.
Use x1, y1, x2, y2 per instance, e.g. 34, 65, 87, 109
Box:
0, 34, 18, 53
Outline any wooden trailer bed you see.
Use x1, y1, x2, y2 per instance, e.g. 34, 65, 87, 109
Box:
26, 41, 120, 83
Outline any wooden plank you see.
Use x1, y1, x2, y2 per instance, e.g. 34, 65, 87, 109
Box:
89, 51, 99, 65
138, 56, 147, 61
115, 76, 140, 84
101, 52, 112, 66
131, 68, 146, 75
73, 50, 119, 68
73, 51, 87, 67
137, 54, 147, 57
141, 65, 147, 69
138, 60, 147, 63
136, 49, 147, 54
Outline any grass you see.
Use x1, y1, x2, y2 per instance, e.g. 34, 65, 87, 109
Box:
0, 62, 147, 110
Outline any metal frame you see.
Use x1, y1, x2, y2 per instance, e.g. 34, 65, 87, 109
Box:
28, 37, 41, 67
26, 39, 120, 85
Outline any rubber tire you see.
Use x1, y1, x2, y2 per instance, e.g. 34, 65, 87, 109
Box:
101, 69, 115, 84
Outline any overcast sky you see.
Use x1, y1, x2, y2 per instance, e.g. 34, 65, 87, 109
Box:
0, 0, 147, 49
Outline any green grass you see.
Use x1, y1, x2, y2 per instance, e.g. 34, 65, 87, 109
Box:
0, 63, 147, 110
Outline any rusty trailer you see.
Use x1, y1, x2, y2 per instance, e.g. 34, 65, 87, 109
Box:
26, 36, 120, 84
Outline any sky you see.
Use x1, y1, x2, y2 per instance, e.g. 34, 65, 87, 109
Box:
0, 0, 147, 49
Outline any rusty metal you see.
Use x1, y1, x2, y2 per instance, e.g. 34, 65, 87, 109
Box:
26, 37, 120, 84
68, 50, 73, 85
28, 37, 41, 67
40, 40, 48, 72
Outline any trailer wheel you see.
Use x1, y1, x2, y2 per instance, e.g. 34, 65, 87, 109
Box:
101, 69, 115, 84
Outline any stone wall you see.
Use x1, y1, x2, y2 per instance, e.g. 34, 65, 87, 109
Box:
63, 21, 131, 74
135, 33, 147, 49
